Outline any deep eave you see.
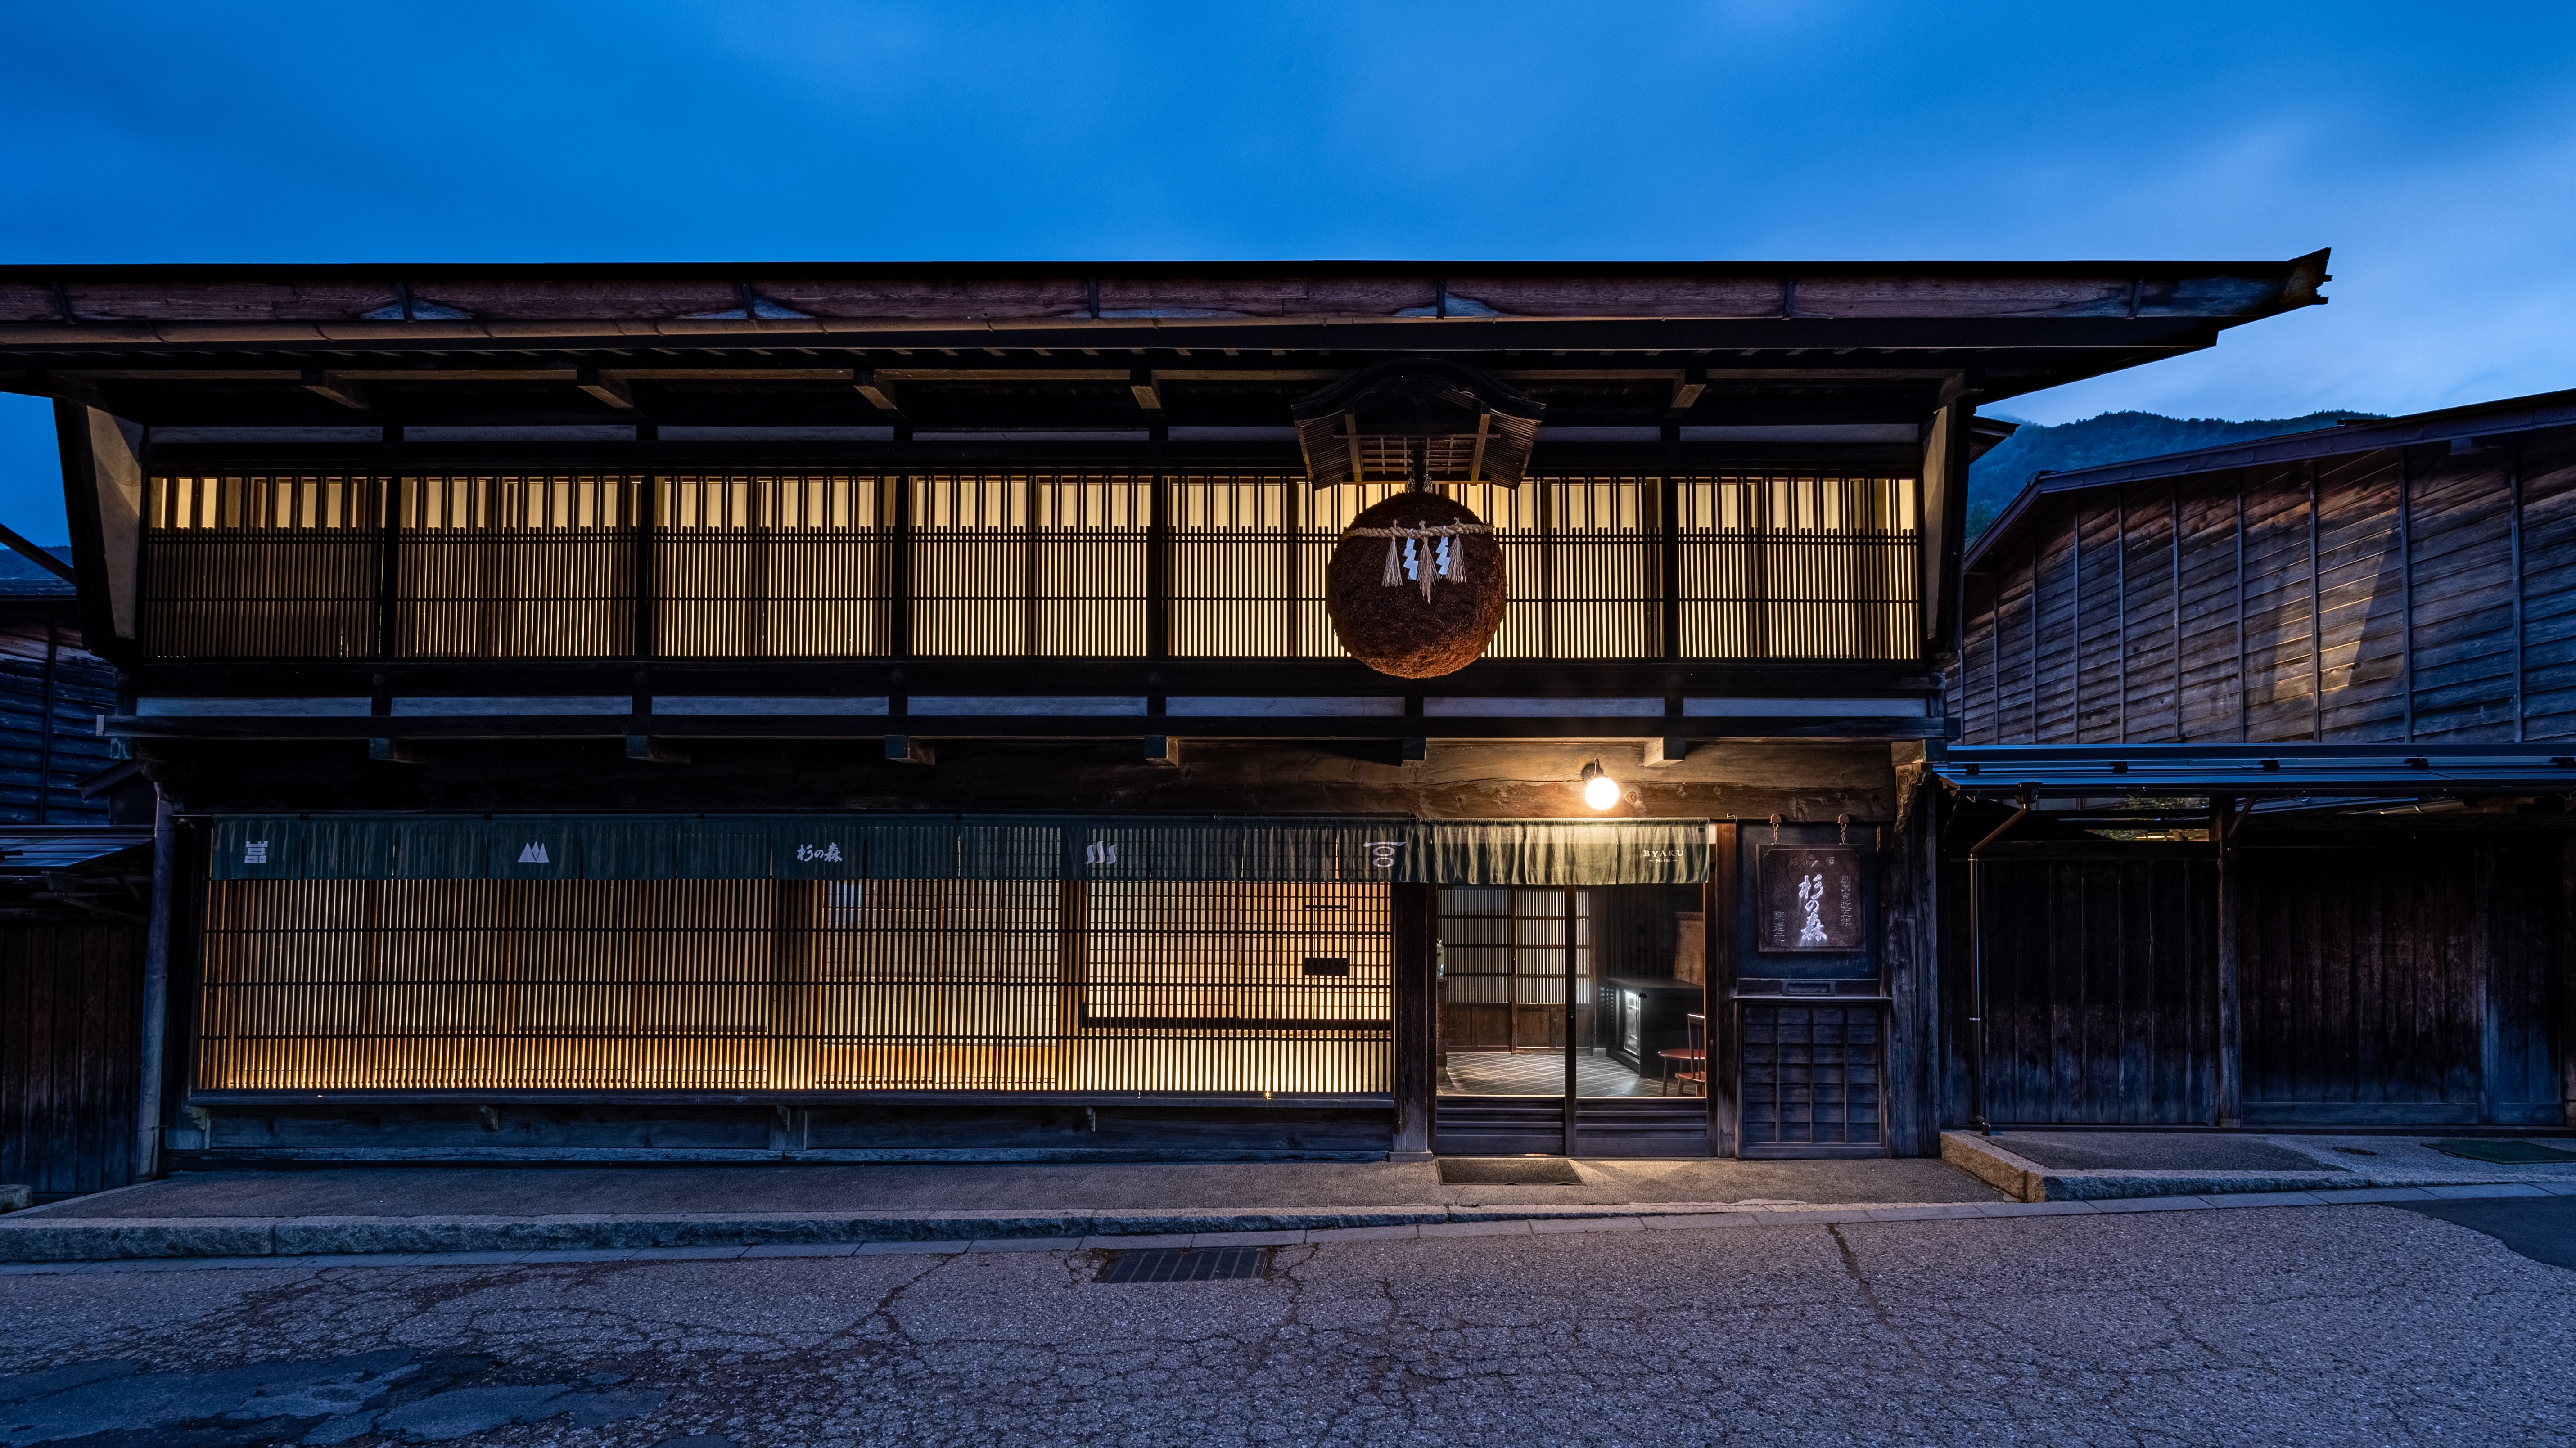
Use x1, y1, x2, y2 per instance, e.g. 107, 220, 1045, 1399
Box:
0, 254, 2328, 431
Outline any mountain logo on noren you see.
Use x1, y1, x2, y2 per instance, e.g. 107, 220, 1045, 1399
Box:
518, 843, 550, 864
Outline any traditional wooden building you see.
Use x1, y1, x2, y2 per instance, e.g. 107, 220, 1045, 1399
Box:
0, 528, 116, 825
1943, 388, 2576, 1132
0, 531, 149, 1199
0, 257, 2325, 1173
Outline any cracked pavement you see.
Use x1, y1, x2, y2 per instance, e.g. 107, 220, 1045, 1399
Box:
5, 1204, 2572, 1446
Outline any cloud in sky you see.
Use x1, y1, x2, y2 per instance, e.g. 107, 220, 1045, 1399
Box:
3, 0, 2569, 539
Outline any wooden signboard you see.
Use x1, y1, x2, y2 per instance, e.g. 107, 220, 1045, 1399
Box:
1755, 845, 1863, 952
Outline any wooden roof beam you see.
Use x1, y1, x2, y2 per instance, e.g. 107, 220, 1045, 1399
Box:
575, 367, 638, 412
853, 369, 902, 414
299, 369, 370, 411
1668, 367, 1707, 417
0, 372, 108, 408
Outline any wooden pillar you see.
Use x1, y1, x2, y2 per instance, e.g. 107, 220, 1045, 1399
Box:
1562, 884, 1579, 1156
2476, 841, 2499, 1125
35, 604, 57, 823
1146, 471, 1171, 661
134, 790, 176, 1181
2562, 838, 2576, 1128
2213, 796, 2243, 1128
889, 474, 914, 660
632, 473, 657, 660
1658, 473, 1681, 660
1390, 883, 1435, 1158
1881, 780, 1939, 1156
374, 474, 402, 659
1708, 822, 1741, 1157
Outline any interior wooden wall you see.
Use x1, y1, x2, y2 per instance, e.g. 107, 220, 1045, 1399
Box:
1958, 431, 2576, 744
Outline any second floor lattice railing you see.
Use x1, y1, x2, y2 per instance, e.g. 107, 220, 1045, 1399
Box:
139, 471, 1922, 664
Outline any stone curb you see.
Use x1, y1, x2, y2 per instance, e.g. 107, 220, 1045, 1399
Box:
12, 1182, 2572, 1266
0, 1203, 1749, 1263
3, 1184, 2558, 1274
1938, 1131, 2576, 1203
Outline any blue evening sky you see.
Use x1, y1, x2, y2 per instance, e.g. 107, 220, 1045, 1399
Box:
3, 2, 2570, 542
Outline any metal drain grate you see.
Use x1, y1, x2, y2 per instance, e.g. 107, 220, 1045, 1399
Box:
1094, 1246, 1272, 1283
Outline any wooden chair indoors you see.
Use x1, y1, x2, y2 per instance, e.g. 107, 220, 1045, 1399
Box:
1660, 1012, 1706, 1096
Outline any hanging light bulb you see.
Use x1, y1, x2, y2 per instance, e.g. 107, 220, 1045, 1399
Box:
1580, 760, 1620, 811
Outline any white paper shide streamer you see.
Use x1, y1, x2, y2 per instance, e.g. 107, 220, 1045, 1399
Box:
1345, 521, 1489, 602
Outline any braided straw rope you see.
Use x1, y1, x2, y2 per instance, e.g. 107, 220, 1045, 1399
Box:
1343, 522, 1492, 599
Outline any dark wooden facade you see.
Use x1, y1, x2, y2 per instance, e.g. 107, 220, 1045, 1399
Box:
1959, 391, 2576, 746
1944, 391, 2576, 1132
0, 571, 116, 825
0, 256, 2328, 1171
0, 922, 144, 1198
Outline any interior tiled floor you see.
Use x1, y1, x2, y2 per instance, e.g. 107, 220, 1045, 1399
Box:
1441, 1048, 1692, 1097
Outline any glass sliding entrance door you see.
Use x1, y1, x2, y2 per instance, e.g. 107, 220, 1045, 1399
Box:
1432, 884, 1711, 1156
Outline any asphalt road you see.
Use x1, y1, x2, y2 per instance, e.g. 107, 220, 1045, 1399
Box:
5, 1203, 2573, 1447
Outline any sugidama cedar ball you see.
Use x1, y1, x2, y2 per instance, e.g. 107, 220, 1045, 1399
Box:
1325, 492, 1509, 678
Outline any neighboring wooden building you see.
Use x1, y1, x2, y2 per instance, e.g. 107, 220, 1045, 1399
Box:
0, 535, 116, 824
1942, 389, 2576, 1131
0, 538, 144, 1201
0, 256, 2325, 1172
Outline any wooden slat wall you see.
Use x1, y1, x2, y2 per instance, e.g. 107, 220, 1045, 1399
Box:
1958, 433, 2576, 743
2315, 452, 2407, 737
1955, 838, 2564, 1128
2522, 441, 2576, 736
0, 923, 141, 1196
2176, 478, 2248, 741
2117, 488, 2182, 738
1974, 854, 2215, 1125
2238, 843, 2561, 1125
0, 606, 114, 823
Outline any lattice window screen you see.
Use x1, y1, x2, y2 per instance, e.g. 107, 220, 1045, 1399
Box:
142, 475, 383, 658
393, 475, 642, 658
1676, 474, 1919, 660
140, 470, 1918, 664
657, 474, 893, 657
195, 877, 1393, 1096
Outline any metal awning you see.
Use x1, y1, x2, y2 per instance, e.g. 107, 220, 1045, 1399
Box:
1931, 744, 2576, 798
0, 828, 152, 872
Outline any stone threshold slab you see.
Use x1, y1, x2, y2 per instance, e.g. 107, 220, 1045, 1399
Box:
1942, 1131, 2576, 1203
